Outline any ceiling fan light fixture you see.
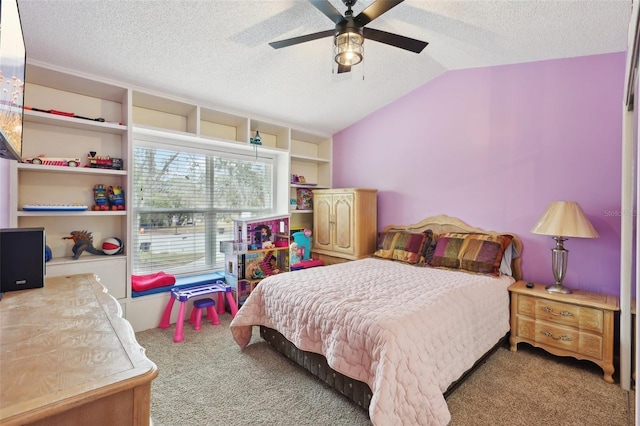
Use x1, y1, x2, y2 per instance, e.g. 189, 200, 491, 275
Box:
334, 31, 363, 66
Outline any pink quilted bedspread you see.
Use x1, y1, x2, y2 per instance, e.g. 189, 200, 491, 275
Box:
230, 258, 513, 425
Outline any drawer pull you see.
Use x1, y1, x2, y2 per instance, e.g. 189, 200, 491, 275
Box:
541, 306, 573, 317
541, 330, 572, 341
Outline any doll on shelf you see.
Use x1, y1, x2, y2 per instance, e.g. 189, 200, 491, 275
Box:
290, 242, 302, 265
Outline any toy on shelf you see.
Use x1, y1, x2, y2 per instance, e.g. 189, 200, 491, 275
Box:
253, 224, 272, 249
246, 258, 265, 280
296, 188, 313, 210
93, 184, 109, 210
22, 155, 81, 167
87, 151, 123, 170
292, 229, 312, 260
101, 237, 123, 255
62, 230, 104, 259
290, 242, 302, 265
260, 251, 281, 275
291, 174, 317, 186
107, 185, 125, 210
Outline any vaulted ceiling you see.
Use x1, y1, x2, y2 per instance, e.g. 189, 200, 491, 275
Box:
16, 0, 632, 135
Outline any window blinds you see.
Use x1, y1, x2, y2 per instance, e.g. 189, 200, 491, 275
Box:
132, 143, 274, 276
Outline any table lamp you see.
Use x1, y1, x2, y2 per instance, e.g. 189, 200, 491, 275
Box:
530, 201, 599, 294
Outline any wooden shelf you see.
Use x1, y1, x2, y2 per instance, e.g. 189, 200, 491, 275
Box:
24, 109, 127, 134
18, 210, 127, 217
17, 163, 127, 176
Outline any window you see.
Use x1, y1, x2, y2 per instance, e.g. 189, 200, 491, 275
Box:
132, 140, 275, 276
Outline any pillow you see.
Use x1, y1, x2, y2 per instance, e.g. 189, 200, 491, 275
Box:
131, 272, 176, 292
429, 232, 513, 276
499, 241, 521, 277
459, 233, 513, 276
391, 231, 428, 264
373, 231, 400, 259
420, 230, 437, 264
429, 233, 467, 269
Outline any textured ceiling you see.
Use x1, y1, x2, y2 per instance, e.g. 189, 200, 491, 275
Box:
16, 0, 632, 135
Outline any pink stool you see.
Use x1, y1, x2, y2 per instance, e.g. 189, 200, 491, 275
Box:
189, 298, 220, 330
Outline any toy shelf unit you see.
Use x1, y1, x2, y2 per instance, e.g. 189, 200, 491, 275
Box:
220, 214, 290, 307
289, 129, 332, 233
9, 62, 130, 301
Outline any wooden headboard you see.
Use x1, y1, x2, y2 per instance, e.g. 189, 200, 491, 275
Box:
383, 214, 523, 281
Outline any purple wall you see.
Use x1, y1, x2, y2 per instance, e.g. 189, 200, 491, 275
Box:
333, 52, 626, 296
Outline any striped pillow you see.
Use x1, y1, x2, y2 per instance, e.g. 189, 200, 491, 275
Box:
373, 231, 400, 259
391, 231, 429, 264
430, 232, 513, 276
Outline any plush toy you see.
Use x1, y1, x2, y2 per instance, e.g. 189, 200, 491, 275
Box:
290, 242, 302, 265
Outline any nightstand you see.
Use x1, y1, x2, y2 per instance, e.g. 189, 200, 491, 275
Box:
508, 281, 619, 383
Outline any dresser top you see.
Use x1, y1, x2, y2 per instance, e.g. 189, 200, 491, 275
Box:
0, 273, 158, 425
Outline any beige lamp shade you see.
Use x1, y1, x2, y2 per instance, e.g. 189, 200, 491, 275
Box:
531, 201, 599, 238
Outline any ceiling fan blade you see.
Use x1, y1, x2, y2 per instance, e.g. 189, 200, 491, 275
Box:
355, 0, 404, 26
363, 27, 428, 53
337, 64, 351, 74
269, 29, 335, 49
308, 0, 345, 25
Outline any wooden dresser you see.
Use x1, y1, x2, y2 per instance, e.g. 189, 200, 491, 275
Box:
312, 188, 377, 265
508, 280, 619, 383
0, 274, 158, 426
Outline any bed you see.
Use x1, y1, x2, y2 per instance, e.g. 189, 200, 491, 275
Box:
230, 215, 522, 426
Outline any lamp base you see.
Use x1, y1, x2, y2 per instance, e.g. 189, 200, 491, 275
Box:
545, 284, 572, 294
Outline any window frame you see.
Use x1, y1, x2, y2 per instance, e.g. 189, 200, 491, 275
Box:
131, 132, 278, 276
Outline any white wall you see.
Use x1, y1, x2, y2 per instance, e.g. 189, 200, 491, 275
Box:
0, 159, 10, 228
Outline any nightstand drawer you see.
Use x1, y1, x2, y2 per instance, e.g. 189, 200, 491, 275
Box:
536, 322, 603, 359
518, 295, 603, 333
516, 316, 604, 359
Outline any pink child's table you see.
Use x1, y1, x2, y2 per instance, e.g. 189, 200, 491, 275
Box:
158, 281, 238, 342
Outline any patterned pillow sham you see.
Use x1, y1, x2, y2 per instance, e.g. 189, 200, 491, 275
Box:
429, 233, 466, 269
429, 232, 513, 276
391, 231, 429, 264
372, 231, 401, 259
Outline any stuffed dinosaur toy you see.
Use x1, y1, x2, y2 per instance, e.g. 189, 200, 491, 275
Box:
62, 230, 104, 259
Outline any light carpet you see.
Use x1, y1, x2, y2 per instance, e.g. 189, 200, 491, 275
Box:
136, 314, 634, 425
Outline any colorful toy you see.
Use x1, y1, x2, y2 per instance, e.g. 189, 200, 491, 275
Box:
101, 237, 123, 255
246, 260, 264, 280
93, 184, 109, 211
296, 188, 313, 210
87, 151, 123, 170
158, 281, 238, 343
62, 230, 104, 259
293, 230, 312, 260
23, 155, 81, 167
107, 185, 125, 210
290, 242, 302, 265
260, 251, 280, 275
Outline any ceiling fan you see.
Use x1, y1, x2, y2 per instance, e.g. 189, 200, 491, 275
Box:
269, 0, 428, 73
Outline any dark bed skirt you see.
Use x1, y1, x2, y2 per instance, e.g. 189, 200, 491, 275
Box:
260, 326, 373, 411
260, 326, 508, 412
